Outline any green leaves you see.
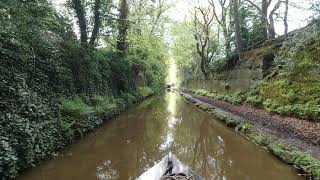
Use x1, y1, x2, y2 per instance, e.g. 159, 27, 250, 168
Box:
0, 0, 166, 178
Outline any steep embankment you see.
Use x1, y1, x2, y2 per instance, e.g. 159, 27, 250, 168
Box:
184, 23, 320, 121
0, 1, 165, 179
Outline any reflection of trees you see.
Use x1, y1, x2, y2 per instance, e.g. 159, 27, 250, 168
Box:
21, 93, 299, 180
171, 100, 230, 179
92, 95, 170, 179
93, 93, 231, 179
191, 119, 226, 179
125, 95, 170, 178
96, 160, 119, 180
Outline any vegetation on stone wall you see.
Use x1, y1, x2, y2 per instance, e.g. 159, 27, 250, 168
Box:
179, 18, 320, 122
252, 23, 320, 121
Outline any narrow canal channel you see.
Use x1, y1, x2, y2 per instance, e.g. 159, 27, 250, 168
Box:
18, 92, 302, 180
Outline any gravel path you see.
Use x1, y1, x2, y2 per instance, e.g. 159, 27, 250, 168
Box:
185, 92, 320, 159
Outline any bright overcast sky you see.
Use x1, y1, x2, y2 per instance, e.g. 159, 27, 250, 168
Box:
51, 0, 314, 36
168, 0, 314, 35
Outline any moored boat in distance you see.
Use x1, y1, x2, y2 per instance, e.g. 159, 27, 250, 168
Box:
166, 83, 175, 92
137, 153, 203, 180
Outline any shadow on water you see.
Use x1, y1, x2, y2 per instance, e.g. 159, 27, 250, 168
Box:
17, 92, 303, 180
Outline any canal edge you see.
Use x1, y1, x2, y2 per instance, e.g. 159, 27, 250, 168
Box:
177, 90, 320, 179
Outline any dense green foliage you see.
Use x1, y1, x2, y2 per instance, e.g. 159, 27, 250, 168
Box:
0, 0, 167, 178
239, 2, 264, 49
171, 22, 201, 85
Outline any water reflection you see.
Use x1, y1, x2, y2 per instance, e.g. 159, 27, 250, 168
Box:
167, 90, 176, 114
17, 93, 302, 180
160, 92, 180, 151
96, 160, 118, 180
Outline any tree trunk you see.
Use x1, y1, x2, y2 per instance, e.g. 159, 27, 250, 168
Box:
233, 0, 242, 54
284, 0, 289, 38
193, 8, 215, 79
72, 0, 88, 45
228, 1, 234, 46
208, 0, 231, 55
200, 57, 209, 79
268, 16, 275, 39
268, 0, 282, 39
261, 0, 269, 41
117, 0, 129, 55
195, 39, 209, 79
89, 0, 101, 46
222, 25, 231, 55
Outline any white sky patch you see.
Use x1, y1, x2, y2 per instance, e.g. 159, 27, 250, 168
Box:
167, 0, 314, 35
51, 0, 66, 10
51, 0, 315, 43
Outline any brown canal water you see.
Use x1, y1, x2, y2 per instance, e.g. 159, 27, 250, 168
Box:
17, 92, 302, 180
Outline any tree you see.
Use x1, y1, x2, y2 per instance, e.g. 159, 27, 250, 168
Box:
283, 0, 289, 38
150, 0, 171, 35
72, 0, 88, 44
268, 0, 283, 39
311, 0, 320, 19
117, 0, 129, 55
70, 0, 104, 46
171, 21, 199, 85
233, 0, 243, 54
208, 0, 232, 55
245, 0, 287, 40
193, 7, 218, 78
261, 0, 271, 40
129, 0, 171, 36
245, 0, 271, 41
90, 0, 102, 45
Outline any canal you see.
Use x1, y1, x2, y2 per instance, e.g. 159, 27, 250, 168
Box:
18, 92, 302, 180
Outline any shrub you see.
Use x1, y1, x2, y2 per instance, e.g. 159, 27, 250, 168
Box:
92, 95, 120, 118
59, 97, 95, 140
60, 97, 93, 118
245, 95, 262, 107
138, 86, 154, 98
192, 89, 245, 105
120, 92, 137, 105
0, 137, 18, 179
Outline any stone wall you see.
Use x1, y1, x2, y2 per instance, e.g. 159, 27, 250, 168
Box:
185, 46, 278, 92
